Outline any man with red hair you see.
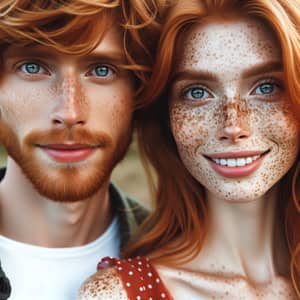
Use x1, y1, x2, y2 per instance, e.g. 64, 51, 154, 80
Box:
0, 1, 164, 299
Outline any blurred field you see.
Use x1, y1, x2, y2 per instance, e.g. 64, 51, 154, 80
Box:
0, 134, 152, 208
112, 134, 152, 208
0, 147, 6, 166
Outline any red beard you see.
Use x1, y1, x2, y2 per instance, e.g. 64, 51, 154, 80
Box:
0, 124, 131, 202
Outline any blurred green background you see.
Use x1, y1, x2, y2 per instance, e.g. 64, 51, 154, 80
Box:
0, 146, 5, 166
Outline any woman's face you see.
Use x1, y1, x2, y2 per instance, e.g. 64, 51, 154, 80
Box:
169, 18, 300, 202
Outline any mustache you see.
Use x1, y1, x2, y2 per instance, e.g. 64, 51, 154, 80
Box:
24, 128, 112, 148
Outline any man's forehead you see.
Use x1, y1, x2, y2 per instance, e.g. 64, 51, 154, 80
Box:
3, 44, 53, 56
91, 25, 125, 59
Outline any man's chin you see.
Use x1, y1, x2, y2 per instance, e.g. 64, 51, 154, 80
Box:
21, 164, 111, 202
35, 184, 103, 202
36, 176, 108, 202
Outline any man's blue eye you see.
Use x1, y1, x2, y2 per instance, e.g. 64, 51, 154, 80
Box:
255, 83, 275, 95
184, 87, 209, 100
94, 66, 113, 77
21, 63, 41, 74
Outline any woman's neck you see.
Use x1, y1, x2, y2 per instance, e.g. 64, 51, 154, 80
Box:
192, 184, 290, 284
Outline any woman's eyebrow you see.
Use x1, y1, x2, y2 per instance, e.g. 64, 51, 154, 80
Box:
171, 69, 218, 83
242, 61, 283, 78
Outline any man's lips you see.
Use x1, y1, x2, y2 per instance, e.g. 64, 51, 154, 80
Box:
38, 144, 98, 163
204, 150, 270, 178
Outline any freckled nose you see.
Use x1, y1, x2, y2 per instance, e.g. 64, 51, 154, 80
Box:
51, 77, 87, 128
217, 97, 251, 143
218, 125, 250, 142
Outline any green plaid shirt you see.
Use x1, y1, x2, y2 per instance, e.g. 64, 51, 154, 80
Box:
0, 181, 148, 300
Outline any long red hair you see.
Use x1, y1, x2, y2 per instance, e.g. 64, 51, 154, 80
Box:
124, 0, 300, 296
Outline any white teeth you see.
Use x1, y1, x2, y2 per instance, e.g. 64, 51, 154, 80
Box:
220, 159, 227, 166
246, 157, 252, 164
227, 158, 236, 167
237, 158, 246, 166
211, 155, 261, 167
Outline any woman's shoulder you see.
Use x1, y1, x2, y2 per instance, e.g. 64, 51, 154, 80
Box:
78, 256, 172, 300
77, 257, 129, 300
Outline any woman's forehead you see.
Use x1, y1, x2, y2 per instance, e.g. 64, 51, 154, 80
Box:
175, 18, 281, 76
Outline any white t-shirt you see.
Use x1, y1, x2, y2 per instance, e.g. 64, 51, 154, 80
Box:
0, 217, 120, 300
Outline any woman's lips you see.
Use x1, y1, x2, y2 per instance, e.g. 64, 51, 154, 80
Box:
40, 144, 97, 163
206, 151, 269, 178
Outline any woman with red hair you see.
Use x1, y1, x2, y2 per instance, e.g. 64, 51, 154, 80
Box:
79, 0, 300, 298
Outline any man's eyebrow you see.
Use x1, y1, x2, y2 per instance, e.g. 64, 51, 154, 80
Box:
171, 69, 218, 83
242, 61, 283, 78
80, 51, 127, 64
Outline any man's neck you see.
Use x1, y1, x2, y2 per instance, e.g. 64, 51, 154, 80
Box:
0, 158, 112, 247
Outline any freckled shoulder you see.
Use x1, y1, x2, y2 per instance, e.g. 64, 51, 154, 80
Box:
77, 267, 129, 300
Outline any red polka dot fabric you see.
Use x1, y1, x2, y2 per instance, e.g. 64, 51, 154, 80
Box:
97, 256, 173, 300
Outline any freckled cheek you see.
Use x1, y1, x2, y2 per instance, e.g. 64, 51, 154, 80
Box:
250, 104, 300, 170
271, 115, 300, 163
257, 106, 299, 143
248, 101, 289, 129
88, 85, 134, 131
169, 105, 210, 153
110, 95, 134, 129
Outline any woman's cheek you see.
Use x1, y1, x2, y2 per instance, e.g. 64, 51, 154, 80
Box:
251, 101, 300, 170
254, 101, 299, 143
170, 103, 209, 154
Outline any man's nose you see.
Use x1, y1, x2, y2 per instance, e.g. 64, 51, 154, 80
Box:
51, 77, 87, 128
217, 96, 251, 143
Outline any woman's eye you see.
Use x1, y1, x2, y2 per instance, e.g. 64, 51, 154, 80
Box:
183, 87, 211, 101
19, 62, 47, 75
252, 82, 279, 96
91, 65, 115, 77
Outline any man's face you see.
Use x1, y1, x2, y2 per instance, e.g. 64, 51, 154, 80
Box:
0, 26, 134, 202
169, 18, 300, 202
